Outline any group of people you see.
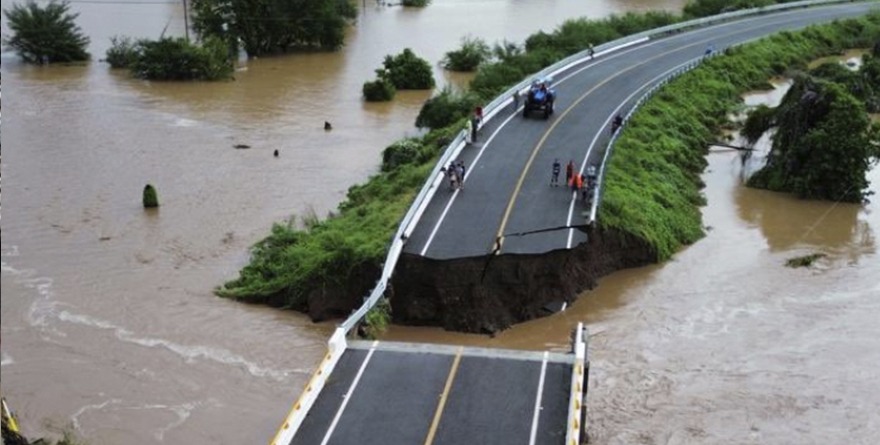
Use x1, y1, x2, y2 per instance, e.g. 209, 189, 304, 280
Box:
552, 159, 598, 203
444, 160, 467, 191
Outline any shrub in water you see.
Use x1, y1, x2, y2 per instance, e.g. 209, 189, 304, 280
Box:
143, 184, 159, 208
131, 36, 233, 81
4, 0, 90, 63
442, 36, 491, 72
382, 48, 435, 90
105, 35, 142, 69
363, 76, 396, 101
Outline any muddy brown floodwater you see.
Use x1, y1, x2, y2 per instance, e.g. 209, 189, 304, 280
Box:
0, 0, 689, 443
385, 76, 880, 443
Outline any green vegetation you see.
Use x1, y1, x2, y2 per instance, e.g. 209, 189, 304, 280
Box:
599, 14, 880, 260
106, 36, 233, 81
363, 48, 434, 101
105, 36, 140, 69
745, 77, 876, 202
442, 36, 491, 71
382, 48, 435, 90
785, 252, 826, 267
415, 87, 478, 130
216, 126, 459, 306
143, 184, 159, 208
3, 0, 89, 63
191, 0, 356, 57
402, 0, 430, 6
683, 0, 802, 18
362, 298, 392, 339
363, 75, 396, 101
221, 4, 880, 313
464, 11, 679, 101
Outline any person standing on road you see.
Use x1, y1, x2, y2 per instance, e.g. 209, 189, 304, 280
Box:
588, 43, 595, 59
611, 114, 623, 135
456, 161, 466, 189
571, 171, 583, 194
512, 90, 520, 111
471, 115, 479, 143
565, 160, 575, 185
474, 106, 484, 125
551, 159, 561, 186
581, 173, 590, 202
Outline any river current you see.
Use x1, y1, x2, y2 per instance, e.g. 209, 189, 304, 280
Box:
4, 1, 878, 444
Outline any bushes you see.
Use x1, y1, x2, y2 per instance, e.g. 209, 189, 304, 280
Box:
401, 0, 430, 5
442, 36, 491, 71
363, 76, 396, 102
363, 48, 434, 100
128, 37, 233, 81
105, 36, 141, 69
383, 48, 435, 89
415, 87, 478, 130
382, 139, 424, 171
3, 0, 89, 63
143, 184, 159, 208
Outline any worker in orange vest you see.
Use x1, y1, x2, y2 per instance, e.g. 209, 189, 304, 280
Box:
570, 171, 583, 193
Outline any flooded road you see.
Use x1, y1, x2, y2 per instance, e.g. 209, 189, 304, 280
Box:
386, 80, 880, 443
0, 0, 690, 443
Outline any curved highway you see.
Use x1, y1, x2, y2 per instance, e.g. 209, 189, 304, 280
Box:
404, 1, 877, 260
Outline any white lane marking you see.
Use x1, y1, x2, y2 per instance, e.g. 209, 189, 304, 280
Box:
529, 351, 550, 445
320, 341, 379, 445
564, 58, 698, 248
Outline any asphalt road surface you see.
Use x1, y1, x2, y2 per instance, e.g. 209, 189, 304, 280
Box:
404, 2, 878, 260
290, 342, 574, 445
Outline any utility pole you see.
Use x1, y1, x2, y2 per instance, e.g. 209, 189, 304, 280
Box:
182, 0, 190, 41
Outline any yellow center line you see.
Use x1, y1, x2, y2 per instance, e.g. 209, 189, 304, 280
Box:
492, 31, 738, 252
423, 347, 464, 445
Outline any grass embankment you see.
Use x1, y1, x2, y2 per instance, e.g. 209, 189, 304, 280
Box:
598, 13, 880, 260
218, 1, 876, 310
216, 127, 456, 305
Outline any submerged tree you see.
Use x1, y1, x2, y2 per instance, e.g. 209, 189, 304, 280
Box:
3, 0, 90, 63
191, 0, 357, 57
745, 76, 877, 202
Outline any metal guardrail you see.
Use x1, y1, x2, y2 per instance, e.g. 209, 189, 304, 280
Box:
270, 2, 860, 443
564, 323, 589, 445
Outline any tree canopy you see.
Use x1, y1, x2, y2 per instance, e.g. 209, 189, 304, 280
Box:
382, 48, 435, 89
746, 76, 877, 202
3, 0, 90, 63
191, 0, 357, 57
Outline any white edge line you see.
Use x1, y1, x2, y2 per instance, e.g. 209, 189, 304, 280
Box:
320, 341, 379, 445
420, 189, 460, 256
528, 351, 550, 445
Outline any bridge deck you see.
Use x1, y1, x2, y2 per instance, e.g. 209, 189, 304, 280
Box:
290, 341, 575, 445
